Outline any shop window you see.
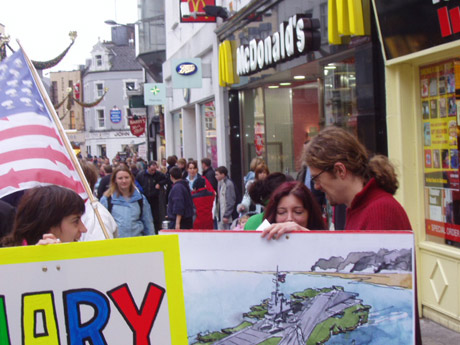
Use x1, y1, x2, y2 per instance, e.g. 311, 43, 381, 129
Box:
323, 60, 357, 128
420, 60, 460, 248
202, 101, 218, 168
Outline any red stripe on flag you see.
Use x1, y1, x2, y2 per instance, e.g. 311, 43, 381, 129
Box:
0, 146, 75, 170
0, 168, 85, 194
0, 124, 63, 145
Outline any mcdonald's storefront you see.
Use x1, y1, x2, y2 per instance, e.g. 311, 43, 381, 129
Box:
373, 0, 460, 332
217, 0, 387, 214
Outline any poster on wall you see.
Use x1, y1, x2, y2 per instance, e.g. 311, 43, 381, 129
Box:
421, 60, 460, 245
0, 236, 188, 344
164, 231, 416, 345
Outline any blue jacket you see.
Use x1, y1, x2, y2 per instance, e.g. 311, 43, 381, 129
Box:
100, 189, 154, 237
167, 180, 194, 221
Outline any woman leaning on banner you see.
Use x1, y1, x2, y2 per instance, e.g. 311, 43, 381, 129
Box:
1, 185, 87, 246
100, 165, 154, 237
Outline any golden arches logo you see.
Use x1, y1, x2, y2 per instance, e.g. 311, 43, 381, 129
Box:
328, 0, 371, 44
187, 0, 207, 12
219, 40, 239, 87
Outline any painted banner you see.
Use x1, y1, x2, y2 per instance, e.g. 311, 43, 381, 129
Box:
164, 230, 416, 345
421, 59, 460, 245
0, 235, 187, 344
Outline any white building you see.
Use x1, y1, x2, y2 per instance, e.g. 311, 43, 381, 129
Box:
83, 26, 145, 160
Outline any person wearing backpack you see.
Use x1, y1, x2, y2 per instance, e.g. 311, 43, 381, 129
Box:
167, 166, 195, 229
100, 165, 154, 237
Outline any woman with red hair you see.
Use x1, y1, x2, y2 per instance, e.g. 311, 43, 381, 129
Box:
262, 181, 326, 236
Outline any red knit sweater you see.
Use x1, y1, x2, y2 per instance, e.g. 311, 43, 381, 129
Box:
345, 178, 412, 230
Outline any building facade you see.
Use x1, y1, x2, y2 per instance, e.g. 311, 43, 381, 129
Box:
49, 70, 85, 156
83, 26, 145, 160
373, 0, 460, 332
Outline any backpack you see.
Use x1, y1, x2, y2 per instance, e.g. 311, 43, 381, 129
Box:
107, 196, 143, 219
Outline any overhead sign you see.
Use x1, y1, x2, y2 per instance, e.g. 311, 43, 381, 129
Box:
373, 0, 460, 60
236, 14, 321, 76
110, 107, 122, 123
179, 0, 216, 23
0, 235, 187, 344
144, 83, 165, 105
129, 115, 147, 137
172, 58, 202, 89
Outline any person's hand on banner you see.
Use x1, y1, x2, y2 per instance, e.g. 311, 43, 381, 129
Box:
36, 233, 61, 245
261, 221, 310, 240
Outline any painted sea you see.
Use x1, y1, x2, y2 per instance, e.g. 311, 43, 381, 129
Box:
183, 270, 414, 345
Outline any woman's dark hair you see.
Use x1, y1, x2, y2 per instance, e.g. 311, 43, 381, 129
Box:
1, 185, 85, 247
264, 181, 326, 230
248, 172, 294, 205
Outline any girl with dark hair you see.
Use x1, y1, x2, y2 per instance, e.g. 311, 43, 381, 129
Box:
100, 165, 154, 237
262, 181, 326, 235
1, 185, 87, 246
243, 172, 294, 230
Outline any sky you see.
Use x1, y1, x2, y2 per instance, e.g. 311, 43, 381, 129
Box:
2, 0, 138, 76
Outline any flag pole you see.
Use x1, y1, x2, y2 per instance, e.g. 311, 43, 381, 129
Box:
18, 41, 111, 239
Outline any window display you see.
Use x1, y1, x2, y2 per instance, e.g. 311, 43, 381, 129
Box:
202, 101, 218, 168
421, 59, 460, 247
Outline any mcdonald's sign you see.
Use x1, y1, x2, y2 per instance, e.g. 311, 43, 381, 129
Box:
328, 0, 371, 44
219, 40, 239, 87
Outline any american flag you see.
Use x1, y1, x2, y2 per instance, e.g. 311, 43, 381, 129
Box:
0, 49, 86, 199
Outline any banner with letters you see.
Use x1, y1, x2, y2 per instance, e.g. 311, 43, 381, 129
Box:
0, 235, 187, 344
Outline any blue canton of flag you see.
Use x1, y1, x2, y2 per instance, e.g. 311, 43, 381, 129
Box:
0, 49, 86, 199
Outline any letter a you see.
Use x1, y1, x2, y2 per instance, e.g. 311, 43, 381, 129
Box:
22, 292, 60, 345
108, 283, 165, 345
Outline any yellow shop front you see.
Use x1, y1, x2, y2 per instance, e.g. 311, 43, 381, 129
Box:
373, 0, 460, 331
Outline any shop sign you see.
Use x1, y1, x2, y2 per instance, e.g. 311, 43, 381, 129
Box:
374, 0, 460, 60
144, 83, 165, 105
180, 0, 216, 23
172, 58, 202, 89
236, 14, 320, 76
110, 107, 122, 124
129, 116, 147, 137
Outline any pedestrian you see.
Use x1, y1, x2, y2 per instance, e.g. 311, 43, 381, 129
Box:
244, 157, 265, 185
215, 166, 237, 230
79, 160, 118, 240
262, 125, 412, 235
167, 166, 194, 229
186, 160, 201, 190
97, 164, 113, 199
191, 177, 215, 229
243, 172, 294, 230
1, 185, 87, 246
177, 158, 187, 179
100, 165, 154, 238
201, 158, 218, 192
237, 164, 269, 216
136, 161, 168, 233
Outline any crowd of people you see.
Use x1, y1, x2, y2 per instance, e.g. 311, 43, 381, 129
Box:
0, 126, 413, 246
